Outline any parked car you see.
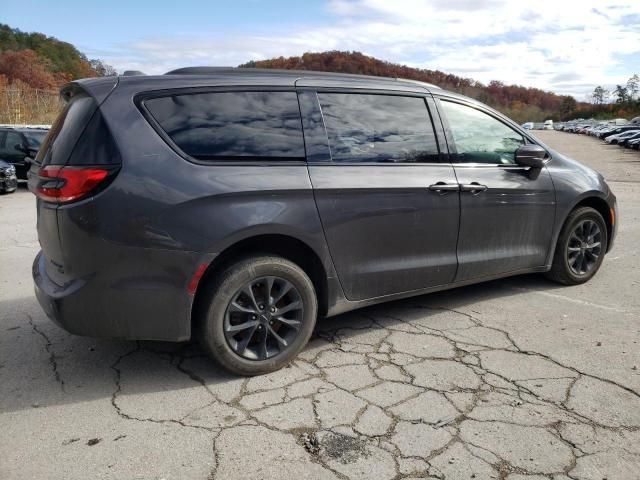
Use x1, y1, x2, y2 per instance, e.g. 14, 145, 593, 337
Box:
628, 137, 640, 150
604, 125, 640, 138
0, 126, 49, 179
618, 131, 640, 147
0, 159, 17, 194
587, 124, 610, 136
605, 129, 640, 144
30, 68, 618, 375
522, 122, 534, 130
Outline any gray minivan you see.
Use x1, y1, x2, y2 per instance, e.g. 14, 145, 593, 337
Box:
30, 68, 617, 375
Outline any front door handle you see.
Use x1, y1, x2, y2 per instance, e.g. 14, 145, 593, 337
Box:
428, 182, 459, 194
460, 182, 488, 194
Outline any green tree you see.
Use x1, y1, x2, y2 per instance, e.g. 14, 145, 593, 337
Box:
613, 84, 629, 103
591, 86, 606, 105
89, 59, 117, 77
560, 96, 577, 118
627, 74, 639, 101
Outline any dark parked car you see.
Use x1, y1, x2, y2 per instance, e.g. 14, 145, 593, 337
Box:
0, 159, 17, 193
0, 127, 49, 179
30, 69, 618, 375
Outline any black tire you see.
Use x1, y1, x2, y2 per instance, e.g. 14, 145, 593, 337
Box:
545, 207, 608, 285
199, 255, 317, 376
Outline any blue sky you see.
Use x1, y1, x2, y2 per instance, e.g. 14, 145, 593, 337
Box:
3, 0, 640, 99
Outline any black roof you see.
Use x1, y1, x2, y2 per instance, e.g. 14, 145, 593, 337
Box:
109, 66, 441, 93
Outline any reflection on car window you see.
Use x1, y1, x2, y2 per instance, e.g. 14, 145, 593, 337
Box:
441, 101, 524, 164
146, 91, 305, 161
318, 93, 439, 163
25, 131, 47, 147
1, 132, 23, 155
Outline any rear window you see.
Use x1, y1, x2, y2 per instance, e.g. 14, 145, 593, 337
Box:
144, 91, 305, 161
318, 93, 439, 163
37, 93, 97, 166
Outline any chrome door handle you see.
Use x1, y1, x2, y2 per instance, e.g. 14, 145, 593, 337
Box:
460, 183, 487, 194
428, 182, 459, 194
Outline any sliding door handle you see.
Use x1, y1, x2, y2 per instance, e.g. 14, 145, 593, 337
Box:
460, 183, 488, 194
428, 182, 459, 194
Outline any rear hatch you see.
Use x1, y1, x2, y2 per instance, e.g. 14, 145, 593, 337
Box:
29, 81, 121, 286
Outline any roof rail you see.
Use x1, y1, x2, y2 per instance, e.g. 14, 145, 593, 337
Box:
394, 78, 440, 90
122, 70, 146, 76
163, 66, 439, 88
165, 67, 236, 75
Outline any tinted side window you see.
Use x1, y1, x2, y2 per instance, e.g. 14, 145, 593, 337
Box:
440, 100, 524, 164
145, 91, 305, 161
24, 131, 47, 148
1, 131, 24, 156
318, 93, 439, 163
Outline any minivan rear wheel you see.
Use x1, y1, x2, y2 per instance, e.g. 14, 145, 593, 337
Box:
199, 255, 317, 375
546, 207, 608, 285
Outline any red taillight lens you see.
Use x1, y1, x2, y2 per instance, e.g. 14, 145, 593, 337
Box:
36, 166, 110, 203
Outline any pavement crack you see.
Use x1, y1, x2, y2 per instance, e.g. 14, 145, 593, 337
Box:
26, 313, 65, 392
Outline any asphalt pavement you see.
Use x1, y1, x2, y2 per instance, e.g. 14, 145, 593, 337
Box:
0, 130, 639, 479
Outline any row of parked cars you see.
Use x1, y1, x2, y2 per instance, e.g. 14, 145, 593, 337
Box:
0, 125, 50, 194
555, 118, 640, 150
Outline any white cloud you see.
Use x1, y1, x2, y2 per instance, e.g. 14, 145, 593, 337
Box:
92, 0, 640, 99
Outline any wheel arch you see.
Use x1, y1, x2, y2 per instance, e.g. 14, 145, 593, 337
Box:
572, 195, 613, 250
546, 193, 614, 268
190, 233, 330, 336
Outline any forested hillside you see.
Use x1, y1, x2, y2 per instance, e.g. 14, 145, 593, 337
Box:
1, 23, 637, 124
241, 51, 640, 123
240, 51, 575, 123
0, 24, 115, 123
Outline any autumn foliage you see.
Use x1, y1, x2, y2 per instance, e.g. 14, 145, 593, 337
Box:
0, 24, 115, 124
240, 51, 578, 123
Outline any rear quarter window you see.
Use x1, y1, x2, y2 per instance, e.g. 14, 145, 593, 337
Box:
144, 91, 305, 161
37, 93, 97, 166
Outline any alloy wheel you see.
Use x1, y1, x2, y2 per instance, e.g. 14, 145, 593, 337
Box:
567, 219, 602, 276
223, 276, 304, 360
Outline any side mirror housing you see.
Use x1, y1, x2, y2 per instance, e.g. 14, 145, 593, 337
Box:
515, 144, 549, 169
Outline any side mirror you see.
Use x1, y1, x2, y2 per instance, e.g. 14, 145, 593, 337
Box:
515, 144, 549, 169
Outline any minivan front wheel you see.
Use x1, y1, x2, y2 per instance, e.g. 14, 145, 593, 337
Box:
546, 206, 608, 285
199, 256, 317, 375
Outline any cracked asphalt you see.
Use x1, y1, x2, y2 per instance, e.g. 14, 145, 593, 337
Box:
1, 130, 639, 480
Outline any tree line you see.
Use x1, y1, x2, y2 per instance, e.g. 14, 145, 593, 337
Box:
580, 75, 640, 121
240, 51, 576, 123
0, 24, 116, 123
1, 23, 637, 125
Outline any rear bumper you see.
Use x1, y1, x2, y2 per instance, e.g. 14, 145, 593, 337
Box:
32, 250, 192, 341
33, 250, 95, 335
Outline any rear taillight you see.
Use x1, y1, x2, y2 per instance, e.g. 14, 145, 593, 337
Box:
36, 166, 111, 203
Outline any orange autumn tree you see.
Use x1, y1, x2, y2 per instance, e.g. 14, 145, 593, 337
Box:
0, 23, 116, 124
